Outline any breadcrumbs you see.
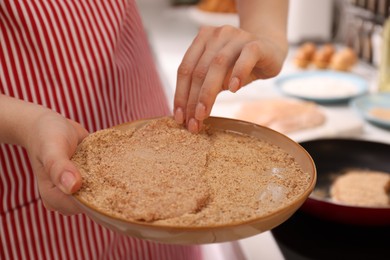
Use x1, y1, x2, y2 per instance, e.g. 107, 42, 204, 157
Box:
72, 117, 311, 226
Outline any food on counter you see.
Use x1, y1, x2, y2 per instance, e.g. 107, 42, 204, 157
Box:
294, 42, 317, 68
368, 107, 390, 121
321, 43, 336, 57
313, 51, 331, 69
294, 42, 357, 71
294, 50, 311, 68
330, 47, 358, 71
330, 170, 390, 207
329, 53, 351, 71
341, 47, 357, 65
197, 0, 237, 13
300, 42, 317, 58
235, 98, 326, 134
313, 44, 335, 69
73, 117, 311, 226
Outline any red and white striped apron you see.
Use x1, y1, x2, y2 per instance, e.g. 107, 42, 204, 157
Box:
0, 1, 202, 259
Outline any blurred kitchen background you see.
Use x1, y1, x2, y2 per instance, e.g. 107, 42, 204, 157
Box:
137, 0, 389, 104
169, 0, 390, 65
136, 0, 389, 259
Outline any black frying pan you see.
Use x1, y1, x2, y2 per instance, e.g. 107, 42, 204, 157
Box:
298, 138, 390, 226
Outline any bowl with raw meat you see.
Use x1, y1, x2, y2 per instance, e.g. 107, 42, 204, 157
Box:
71, 116, 316, 244
299, 138, 390, 226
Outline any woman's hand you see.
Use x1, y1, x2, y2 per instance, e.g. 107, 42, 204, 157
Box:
173, 25, 287, 133
25, 111, 89, 215
0, 95, 89, 215
173, 0, 288, 133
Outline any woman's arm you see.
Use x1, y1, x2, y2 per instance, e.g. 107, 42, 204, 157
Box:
237, 0, 288, 52
0, 94, 44, 145
173, 0, 289, 133
235, 0, 288, 80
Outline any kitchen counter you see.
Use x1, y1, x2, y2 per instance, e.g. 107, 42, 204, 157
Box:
136, 0, 390, 259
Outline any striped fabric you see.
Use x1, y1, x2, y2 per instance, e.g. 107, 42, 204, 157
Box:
0, 1, 201, 259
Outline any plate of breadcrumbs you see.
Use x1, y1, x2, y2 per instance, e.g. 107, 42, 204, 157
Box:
71, 117, 316, 244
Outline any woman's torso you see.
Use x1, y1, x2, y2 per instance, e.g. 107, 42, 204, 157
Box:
0, 1, 200, 259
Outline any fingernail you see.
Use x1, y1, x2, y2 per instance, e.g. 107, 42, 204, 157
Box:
228, 77, 240, 93
60, 171, 75, 193
174, 107, 184, 124
188, 118, 199, 133
195, 102, 206, 121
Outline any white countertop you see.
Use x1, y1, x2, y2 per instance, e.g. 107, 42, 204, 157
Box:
137, 0, 390, 259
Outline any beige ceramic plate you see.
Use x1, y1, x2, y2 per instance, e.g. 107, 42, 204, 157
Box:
73, 117, 316, 244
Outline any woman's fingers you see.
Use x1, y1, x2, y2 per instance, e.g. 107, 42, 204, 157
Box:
174, 27, 213, 124
194, 42, 245, 122
39, 153, 82, 215
38, 145, 83, 214
68, 119, 89, 142
175, 26, 267, 131
43, 148, 82, 194
38, 177, 82, 215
